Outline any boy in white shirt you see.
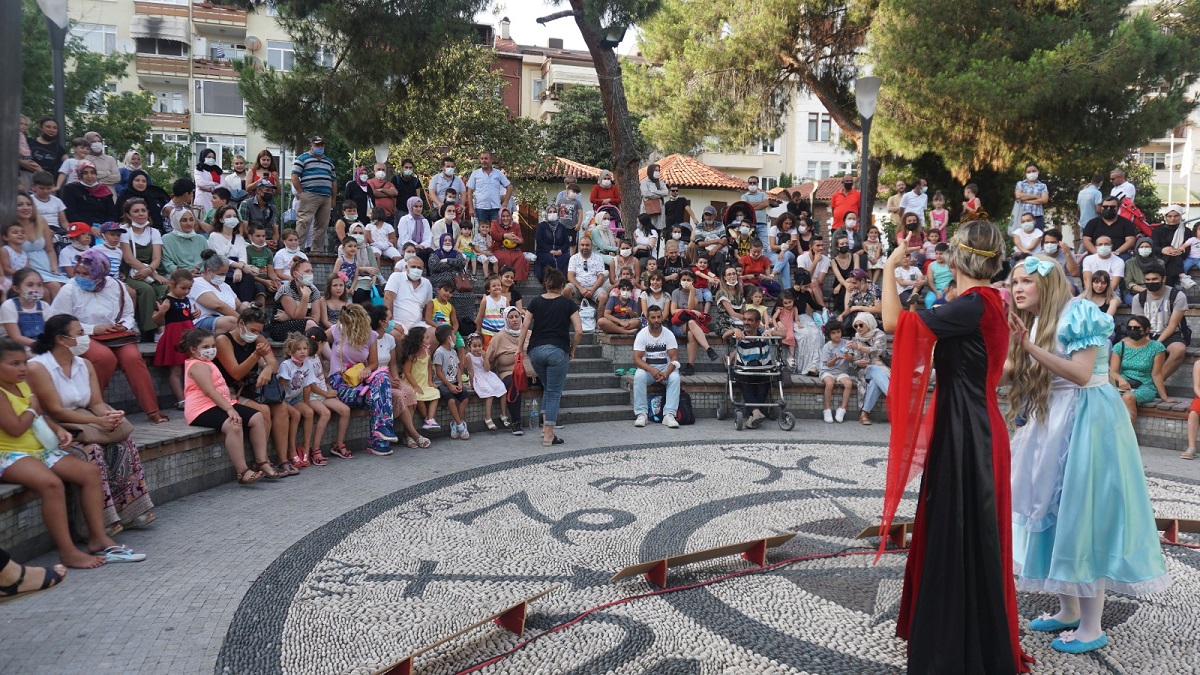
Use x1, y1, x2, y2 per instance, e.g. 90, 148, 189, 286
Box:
366, 207, 403, 261
30, 172, 67, 231
58, 222, 92, 277
893, 251, 925, 306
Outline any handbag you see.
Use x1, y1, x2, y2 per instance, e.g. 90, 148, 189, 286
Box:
30, 414, 61, 453
644, 198, 662, 216
369, 284, 385, 307
92, 282, 140, 347
508, 352, 528, 403
59, 408, 134, 445
339, 340, 366, 387
579, 299, 596, 332
454, 270, 474, 293
255, 377, 285, 405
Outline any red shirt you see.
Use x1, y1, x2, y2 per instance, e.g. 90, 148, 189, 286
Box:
589, 184, 622, 211
739, 253, 771, 278
830, 189, 861, 227
690, 265, 715, 289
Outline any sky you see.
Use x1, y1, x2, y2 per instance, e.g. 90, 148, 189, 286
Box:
474, 0, 641, 54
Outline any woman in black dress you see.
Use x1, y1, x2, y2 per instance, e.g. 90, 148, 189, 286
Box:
828, 232, 865, 313
880, 221, 1030, 674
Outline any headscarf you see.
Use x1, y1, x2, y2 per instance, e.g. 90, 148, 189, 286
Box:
353, 166, 368, 187
123, 149, 141, 171
75, 249, 111, 292
498, 207, 514, 230
855, 312, 879, 337
196, 150, 223, 183
406, 196, 426, 242
117, 169, 170, 221
77, 160, 113, 199
1166, 204, 1188, 249
434, 232, 460, 259
503, 306, 523, 336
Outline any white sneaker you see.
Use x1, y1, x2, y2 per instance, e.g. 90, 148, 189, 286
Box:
835, 407, 846, 423
663, 413, 679, 429
823, 409, 834, 423
634, 413, 648, 427
1182, 275, 1197, 290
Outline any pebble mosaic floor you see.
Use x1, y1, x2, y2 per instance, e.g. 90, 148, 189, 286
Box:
218, 441, 1200, 674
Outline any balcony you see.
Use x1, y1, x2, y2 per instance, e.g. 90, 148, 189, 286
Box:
536, 96, 560, 121
192, 58, 239, 80
149, 111, 191, 131
192, 3, 247, 27
697, 151, 766, 172
136, 55, 191, 77
133, 1, 189, 18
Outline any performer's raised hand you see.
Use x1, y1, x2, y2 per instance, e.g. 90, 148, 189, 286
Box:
885, 238, 909, 268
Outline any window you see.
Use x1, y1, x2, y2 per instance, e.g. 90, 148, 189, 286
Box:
209, 42, 247, 62
807, 113, 819, 142
532, 78, 545, 101
147, 132, 189, 168
760, 177, 779, 191
83, 83, 118, 113
838, 161, 854, 175
314, 47, 336, 69
805, 161, 818, 180
1137, 152, 1167, 171
266, 41, 295, 71
195, 135, 247, 167
266, 0, 280, 16
136, 38, 189, 57
760, 137, 779, 154
154, 91, 186, 114
819, 162, 832, 178
144, 0, 187, 4
807, 113, 831, 142
195, 81, 244, 116
70, 23, 116, 56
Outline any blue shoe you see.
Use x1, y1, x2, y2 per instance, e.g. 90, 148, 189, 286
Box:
1030, 613, 1081, 632
1051, 631, 1107, 654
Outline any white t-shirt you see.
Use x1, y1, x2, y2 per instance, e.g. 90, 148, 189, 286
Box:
273, 248, 308, 277
59, 244, 86, 273
376, 331, 396, 369
189, 275, 238, 319
633, 326, 678, 370
58, 158, 83, 185
1082, 254, 1126, 280
277, 357, 320, 398
1111, 182, 1136, 203
120, 225, 163, 249
796, 251, 831, 277
1014, 228, 1043, 253
568, 253, 607, 289
899, 191, 929, 224
207, 232, 248, 263
384, 271, 433, 330
894, 266, 922, 295
33, 195, 66, 230
366, 221, 395, 250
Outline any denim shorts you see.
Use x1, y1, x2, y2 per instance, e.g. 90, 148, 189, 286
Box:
194, 315, 218, 331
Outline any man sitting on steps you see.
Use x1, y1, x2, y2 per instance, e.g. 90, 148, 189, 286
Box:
632, 305, 681, 429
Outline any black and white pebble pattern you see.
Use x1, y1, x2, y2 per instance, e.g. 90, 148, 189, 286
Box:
217, 441, 1200, 674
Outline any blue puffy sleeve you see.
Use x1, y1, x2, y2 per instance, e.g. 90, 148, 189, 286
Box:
1058, 299, 1114, 354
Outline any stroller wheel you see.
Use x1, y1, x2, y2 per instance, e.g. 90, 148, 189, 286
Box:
715, 402, 727, 420
779, 411, 796, 431
734, 409, 745, 430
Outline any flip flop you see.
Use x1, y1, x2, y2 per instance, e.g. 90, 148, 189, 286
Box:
90, 545, 146, 563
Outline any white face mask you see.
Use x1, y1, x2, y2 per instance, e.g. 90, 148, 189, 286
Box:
798, 225, 809, 233
442, 243, 453, 252
844, 219, 857, 229
240, 328, 258, 342
72, 240, 88, 250
299, 273, 314, 286
223, 216, 239, 229
619, 291, 631, 300
21, 289, 43, 303
671, 233, 682, 240
197, 346, 217, 361
407, 266, 423, 281
89, 142, 104, 154
66, 334, 90, 356
1021, 221, 1035, 232
739, 226, 751, 236
1138, 247, 1152, 258
1097, 245, 1113, 256
652, 171, 660, 179
175, 229, 196, 239
601, 179, 612, 188
205, 158, 217, 167
546, 213, 558, 222
130, 220, 148, 229
444, 167, 455, 177
1044, 243, 1059, 254
285, 244, 299, 253
619, 249, 631, 258
402, 169, 413, 176
351, 233, 365, 244
403, 251, 415, 260
747, 185, 758, 193
375, 170, 386, 180
81, 179, 99, 188
1026, 171, 1038, 182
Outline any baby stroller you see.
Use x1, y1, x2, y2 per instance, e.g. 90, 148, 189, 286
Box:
596, 204, 625, 238
715, 333, 796, 431
723, 200, 756, 239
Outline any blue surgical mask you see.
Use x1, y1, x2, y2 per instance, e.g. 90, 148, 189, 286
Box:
386, 320, 395, 334
312, 147, 325, 156
75, 277, 97, 292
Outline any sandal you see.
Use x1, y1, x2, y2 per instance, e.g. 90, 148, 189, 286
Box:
542, 436, 566, 447
280, 461, 301, 476
105, 522, 123, 538
329, 443, 353, 460
90, 544, 146, 563
1183, 448, 1196, 460
292, 448, 309, 468
257, 461, 284, 480
238, 468, 262, 485
405, 437, 420, 449
485, 418, 497, 431
416, 436, 431, 448
147, 411, 169, 424
310, 449, 328, 466
0, 562, 66, 604
499, 415, 511, 428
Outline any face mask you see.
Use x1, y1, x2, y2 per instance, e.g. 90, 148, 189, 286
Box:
407, 266, 423, 281
652, 171, 661, 179
286, 244, 299, 254
747, 185, 758, 193
312, 147, 325, 156
546, 213, 558, 222
1044, 243, 1059, 254
906, 222, 918, 230
619, 249, 631, 258
223, 216, 239, 229
66, 334, 90, 356
739, 226, 751, 235
845, 219, 857, 229
175, 229, 196, 239
403, 252, 415, 260
403, 169, 413, 176
1101, 207, 1118, 218
75, 277, 97, 292
359, 173, 369, 182
444, 167, 455, 177
344, 213, 358, 222
1138, 247, 1153, 258
300, 273, 314, 286
197, 347, 217, 361
650, 285, 662, 292
1127, 328, 1145, 339
21, 289, 43, 303
240, 327, 259, 342
843, 183, 854, 191
1026, 172, 1038, 181
798, 225, 808, 234
671, 233, 682, 240
619, 291, 631, 300
90, 142, 104, 154
71, 240, 88, 250
351, 233, 365, 244
130, 220, 148, 229
1097, 245, 1113, 256
1146, 281, 1164, 292
726, 279, 738, 286
838, 246, 850, 254
442, 243, 453, 252
204, 157, 217, 166
1021, 221, 1035, 232
681, 281, 692, 290
598, 180, 612, 189
81, 179, 99, 188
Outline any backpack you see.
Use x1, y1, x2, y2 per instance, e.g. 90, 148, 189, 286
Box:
676, 390, 696, 425
1136, 287, 1192, 344
1119, 197, 1152, 237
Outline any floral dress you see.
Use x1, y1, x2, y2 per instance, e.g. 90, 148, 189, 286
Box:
1112, 338, 1166, 404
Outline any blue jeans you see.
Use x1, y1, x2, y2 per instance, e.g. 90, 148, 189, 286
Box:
755, 222, 769, 250
861, 365, 890, 413
475, 208, 500, 227
1184, 258, 1200, 274
772, 250, 796, 288
633, 368, 680, 417
530, 344, 569, 426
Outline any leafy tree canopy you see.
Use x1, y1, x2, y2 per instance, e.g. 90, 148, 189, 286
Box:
543, 85, 648, 168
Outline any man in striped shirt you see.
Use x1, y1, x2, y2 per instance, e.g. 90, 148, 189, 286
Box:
290, 135, 336, 253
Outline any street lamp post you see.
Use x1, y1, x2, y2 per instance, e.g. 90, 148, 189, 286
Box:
37, 0, 70, 138
855, 76, 882, 227
809, 178, 819, 220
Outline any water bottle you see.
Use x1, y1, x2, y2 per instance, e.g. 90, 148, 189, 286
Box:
529, 399, 540, 431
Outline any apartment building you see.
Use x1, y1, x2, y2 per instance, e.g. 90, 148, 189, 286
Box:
67, 0, 295, 165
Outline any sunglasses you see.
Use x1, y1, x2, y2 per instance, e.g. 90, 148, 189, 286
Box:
854, 323, 865, 328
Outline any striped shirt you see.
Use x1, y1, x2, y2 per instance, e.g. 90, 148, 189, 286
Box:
291, 152, 336, 196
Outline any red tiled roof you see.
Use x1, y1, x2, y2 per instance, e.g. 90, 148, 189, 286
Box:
494, 37, 520, 54
638, 154, 747, 191
550, 156, 602, 180
774, 177, 846, 203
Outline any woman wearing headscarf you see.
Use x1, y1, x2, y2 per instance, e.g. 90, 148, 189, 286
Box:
589, 170, 621, 212
396, 196, 433, 262
193, 148, 223, 213
160, 209, 209, 275
535, 203, 573, 281
490, 208, 529, 281
60, 161, 117, 226
116, 169, 171, 231
847, 311, 890, 425
116, 150, 144, 195
344, 166, 372, 225
640, 162, 670, 232
485, 306, 534, 434
427, 232, 466, 291
49, 250, 168, 423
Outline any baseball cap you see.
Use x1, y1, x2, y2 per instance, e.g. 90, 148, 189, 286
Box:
99, 221, 125, 233
254, 177, 276, 189
309, 135, 325, 144
702, 206, 717, 216
66, 222, 91, 238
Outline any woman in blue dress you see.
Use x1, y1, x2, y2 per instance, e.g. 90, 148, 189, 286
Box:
1007, 255, 1171, 655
